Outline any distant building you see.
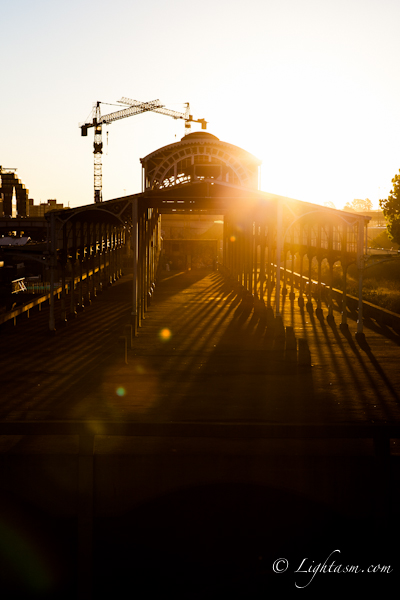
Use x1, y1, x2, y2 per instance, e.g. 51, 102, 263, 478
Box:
27, 198, 64, 217
0, 168, 65, 217
0, 167, 29, 217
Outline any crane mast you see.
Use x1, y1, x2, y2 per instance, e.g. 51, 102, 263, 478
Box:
80, 98, 207, 203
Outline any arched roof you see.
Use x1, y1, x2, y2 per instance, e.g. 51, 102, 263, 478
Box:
141, 131, 261, 191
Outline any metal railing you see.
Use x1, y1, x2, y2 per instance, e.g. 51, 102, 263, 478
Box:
0, 266, 101, 326
11, 277, 27, 293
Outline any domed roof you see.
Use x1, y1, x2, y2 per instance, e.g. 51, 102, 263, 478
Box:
181, 131, 220, 142
141, 131, 261, 191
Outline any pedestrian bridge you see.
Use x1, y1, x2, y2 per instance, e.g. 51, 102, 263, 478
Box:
0, 131, 398, 598
1, 130, 371, 338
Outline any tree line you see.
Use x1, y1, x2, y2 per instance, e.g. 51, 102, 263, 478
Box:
379, 169, 400, 246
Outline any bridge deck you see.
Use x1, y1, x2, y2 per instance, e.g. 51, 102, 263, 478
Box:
1, 269, 400, 427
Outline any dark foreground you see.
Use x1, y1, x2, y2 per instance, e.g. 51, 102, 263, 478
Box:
0, 269, 399, 597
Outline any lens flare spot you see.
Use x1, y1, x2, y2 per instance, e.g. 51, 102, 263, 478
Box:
230, 235, 236, 242
116, 387, 126, 397
159, 328, 172, 341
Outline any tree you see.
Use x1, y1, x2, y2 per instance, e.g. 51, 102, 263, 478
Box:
370, 229, 399, 250
344, 198, 373, 212
323, 201, 336, 209
379, 169, 400, 245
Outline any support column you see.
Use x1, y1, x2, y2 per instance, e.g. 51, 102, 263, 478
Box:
146, 216, 151, 310
282, 248, 287, 297
253, 224, 258, 297
239, 223, 245, 287
87, 223, 93, 299
289, 241, 295, 301
233, 218, 237, 281
267, 223, 272, 307
48, 211, 57, 332
139, 211, 145, 325
243, 219, 249, 292
315, 256, 323, 318
111, 229, 116, 282
105, 224, 110, 286
85, 224, 91, 305
306, 252, 313, 313
91, 224, 96, 299
249, 222, 254, 296
327, 260, 335, 322
61, 225, 68, 322
340, 262, 348, 329
298, 252, 305, 309
98, 223, 104, 292
131, 199, 138, 335
259, 224, 265, 302
97, 248, 102, 294
340, 225, 349, 330
356, 219, 365, 340
247, 218, 252, 294
143, 216, 149, 313
114, 229, 118, 281
116, 230, 122, 279
223, 215, 229, 276
102, 225, 107, 287
70, 258, 77, 316
78, 252, 84, 311
77, 222, 84, 310
327, 223, 334, 322
61, 255, 67, 322
275, 199, 282, 316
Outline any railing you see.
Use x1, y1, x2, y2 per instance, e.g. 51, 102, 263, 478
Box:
0, 283, 64, 326
24, 281, 71, 294
282, 267, 400, 331
0, 266, 101, 327
11, 277, 27, 293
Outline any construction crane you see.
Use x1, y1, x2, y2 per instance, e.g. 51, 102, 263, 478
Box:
80, 98, 207, 203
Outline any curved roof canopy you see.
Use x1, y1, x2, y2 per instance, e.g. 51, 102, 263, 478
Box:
141, 131, 261, 191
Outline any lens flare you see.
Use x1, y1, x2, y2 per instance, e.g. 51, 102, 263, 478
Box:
0, 518, 53, 594
230, 235, 236, 242
159, 328, 171, 341
116, 387, 126, 397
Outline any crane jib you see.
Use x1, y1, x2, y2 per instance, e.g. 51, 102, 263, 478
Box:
81, 97, 206, 203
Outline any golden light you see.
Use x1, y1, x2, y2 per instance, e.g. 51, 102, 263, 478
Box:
159, 328, 172, 341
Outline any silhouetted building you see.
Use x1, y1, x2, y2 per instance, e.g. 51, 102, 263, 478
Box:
28, 198, 64, 216
0, 167, 29, 217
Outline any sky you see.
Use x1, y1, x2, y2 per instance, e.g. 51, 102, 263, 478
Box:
1, 0, 400, 211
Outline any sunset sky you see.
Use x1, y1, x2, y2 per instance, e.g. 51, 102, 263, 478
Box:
2, 0, 400, 210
